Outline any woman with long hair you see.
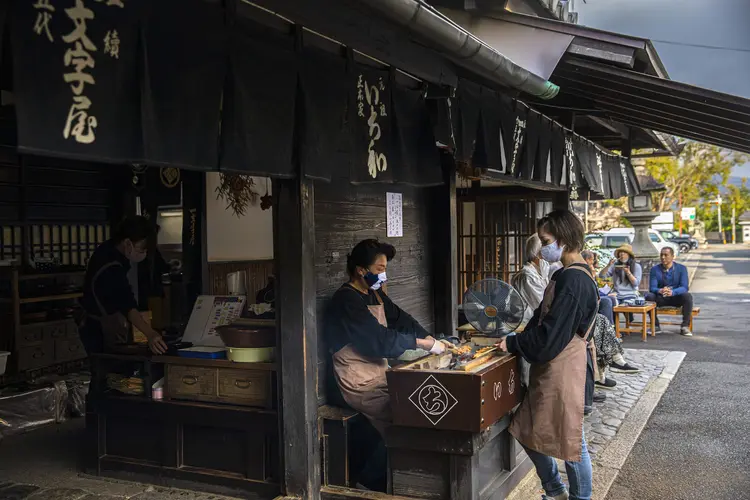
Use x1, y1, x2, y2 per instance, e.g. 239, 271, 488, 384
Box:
599, 244, 642, 302
497, 210, 598, 500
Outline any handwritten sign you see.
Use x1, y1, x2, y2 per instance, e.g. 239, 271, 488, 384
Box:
387, 192, 403, 238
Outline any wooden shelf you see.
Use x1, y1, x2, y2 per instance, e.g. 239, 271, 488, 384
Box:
152, 355, 277, 371
18, 271, 85, 281
20, 292, 83, 304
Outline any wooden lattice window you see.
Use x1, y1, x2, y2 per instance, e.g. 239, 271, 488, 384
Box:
457, 197, 553, 301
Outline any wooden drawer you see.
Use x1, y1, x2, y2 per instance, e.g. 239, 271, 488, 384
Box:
167, 366, 217, 401
18, 343, 55, 371
55, 337, 87, 362
17, 325, 45, 348
218, 369, 270, 407
46, 321, 70, 340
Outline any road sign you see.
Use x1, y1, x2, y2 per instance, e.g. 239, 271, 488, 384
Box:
681, 207, 696, 221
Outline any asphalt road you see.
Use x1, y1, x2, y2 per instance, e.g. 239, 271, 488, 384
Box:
606, 245, 750, 500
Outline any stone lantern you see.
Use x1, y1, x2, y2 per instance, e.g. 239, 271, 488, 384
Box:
623, 174, 666, 291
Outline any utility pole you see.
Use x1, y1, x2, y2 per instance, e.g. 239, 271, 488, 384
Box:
732, 204, 736, 244
718, 197, 724, 244
678, 191, 683, 236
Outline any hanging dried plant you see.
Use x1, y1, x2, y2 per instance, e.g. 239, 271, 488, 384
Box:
456, 159, 485, 181
215, 173, 259, 217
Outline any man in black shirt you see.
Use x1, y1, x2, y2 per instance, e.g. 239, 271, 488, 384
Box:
79, 216, 167, 355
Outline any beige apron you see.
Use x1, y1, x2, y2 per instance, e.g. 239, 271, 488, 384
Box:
509, 265, 598, 462
82, 261, 131, 350
332, 289, 391, 437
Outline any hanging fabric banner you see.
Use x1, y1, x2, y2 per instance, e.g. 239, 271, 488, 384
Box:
478, 88, 506, 172
574, 139, 602, 195
391, 85, 442, 187
455, 80, 481, 165
350, 66, 393, 184
299, 48, 350, 182
517, 108, 540, 180
11, 0, 143, 162
221, 19, 297, 177
505, 102, 527, 177
565, 134, 583, 200
535, 116, 553, 183
428, 94, 456, 152
141, 0, 226, 170
549, 123, 565, 187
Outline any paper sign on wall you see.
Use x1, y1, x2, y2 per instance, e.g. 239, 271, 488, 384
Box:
387, 192, 403, 238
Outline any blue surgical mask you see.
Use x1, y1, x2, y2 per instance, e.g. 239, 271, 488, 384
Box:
540, 240, 564, 263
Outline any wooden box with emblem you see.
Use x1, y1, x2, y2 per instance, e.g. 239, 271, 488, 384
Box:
386, 349, 521, 433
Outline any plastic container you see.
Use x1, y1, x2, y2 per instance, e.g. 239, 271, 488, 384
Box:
216, 325, 275, 348
0, 351, 9, 376
177, 346, 227, 359
227, 347, 275, 363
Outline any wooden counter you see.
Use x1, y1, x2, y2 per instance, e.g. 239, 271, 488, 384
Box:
84, 352, 281, 499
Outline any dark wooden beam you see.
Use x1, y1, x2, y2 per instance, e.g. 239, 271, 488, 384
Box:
432, 154, 458, 336
274, 176, 320, 497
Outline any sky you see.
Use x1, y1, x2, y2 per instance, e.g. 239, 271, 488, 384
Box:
576, 0, 750, 178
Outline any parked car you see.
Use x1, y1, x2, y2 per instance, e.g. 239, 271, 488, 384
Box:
658, 230, 698, 253
598, 228, 681, 256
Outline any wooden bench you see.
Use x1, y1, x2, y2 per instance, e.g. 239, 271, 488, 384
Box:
656, 306, 701, 331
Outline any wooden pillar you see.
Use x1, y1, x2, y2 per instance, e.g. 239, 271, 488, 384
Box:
433, 153, 459, 336
274, 176, 321, 498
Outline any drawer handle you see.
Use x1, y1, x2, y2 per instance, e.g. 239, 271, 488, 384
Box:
32, 351, 45, 359
234, 379, 253, 389
69, 344, 80, 352
181, 375, 198, 385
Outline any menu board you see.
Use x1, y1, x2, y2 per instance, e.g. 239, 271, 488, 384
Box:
182, 295, 247, 347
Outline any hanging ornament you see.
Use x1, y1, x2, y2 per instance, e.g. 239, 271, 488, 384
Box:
260, 178, 272, 211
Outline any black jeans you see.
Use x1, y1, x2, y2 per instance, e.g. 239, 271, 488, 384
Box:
645, 293, 694, 327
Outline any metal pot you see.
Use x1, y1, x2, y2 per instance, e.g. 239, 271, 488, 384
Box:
226, 271, 247, 295
215, 325, 275, 348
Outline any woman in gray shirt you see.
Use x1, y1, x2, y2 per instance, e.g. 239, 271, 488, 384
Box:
599, 243, 642, 302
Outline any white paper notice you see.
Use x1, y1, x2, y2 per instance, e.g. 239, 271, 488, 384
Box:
386, 192, 403, 238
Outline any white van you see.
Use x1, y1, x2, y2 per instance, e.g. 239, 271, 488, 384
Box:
601, 228, 680, 256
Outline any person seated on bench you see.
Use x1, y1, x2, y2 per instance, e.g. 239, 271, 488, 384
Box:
582, 250, 616, 323
599, 244, 642, 303
646, 247, 694, 337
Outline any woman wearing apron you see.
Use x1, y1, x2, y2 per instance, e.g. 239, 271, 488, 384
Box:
498, 210, 599, 500
326, 239, 445, 437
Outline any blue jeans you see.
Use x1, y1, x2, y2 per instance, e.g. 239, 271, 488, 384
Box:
522, 428, 592, 500
598, 296, 615, 324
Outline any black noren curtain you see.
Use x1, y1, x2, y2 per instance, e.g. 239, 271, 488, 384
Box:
298, 48, 350, 182
220, 20, 297, 177
455, 80, 481, 165
12, 0, 143, 162
535, 116, 553, 183
549, 123, 566, 186
391, 85, 442, 187
349, 66, 393, 184
142, 0, 226, 170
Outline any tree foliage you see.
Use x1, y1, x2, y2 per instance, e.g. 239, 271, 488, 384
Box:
696, 178, 750, 232
644, 143, 748, 212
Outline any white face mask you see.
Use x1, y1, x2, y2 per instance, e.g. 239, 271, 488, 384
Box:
370, 272, 388, 290
540, 241, 564, 263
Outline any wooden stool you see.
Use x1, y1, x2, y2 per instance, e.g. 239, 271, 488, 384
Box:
613, 302, 657, 342
319, 405, 362, 487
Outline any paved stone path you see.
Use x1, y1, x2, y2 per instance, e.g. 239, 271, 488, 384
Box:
585, 349, 670, 459
0, 483, 241, 500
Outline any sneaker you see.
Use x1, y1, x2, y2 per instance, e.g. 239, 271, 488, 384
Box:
654, 325, 662, 334
595, 378, 617, 390
680, 327, 693, 337
610, 362, 641, 374
584, 405, 593, 416
593, 392, 607, 403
